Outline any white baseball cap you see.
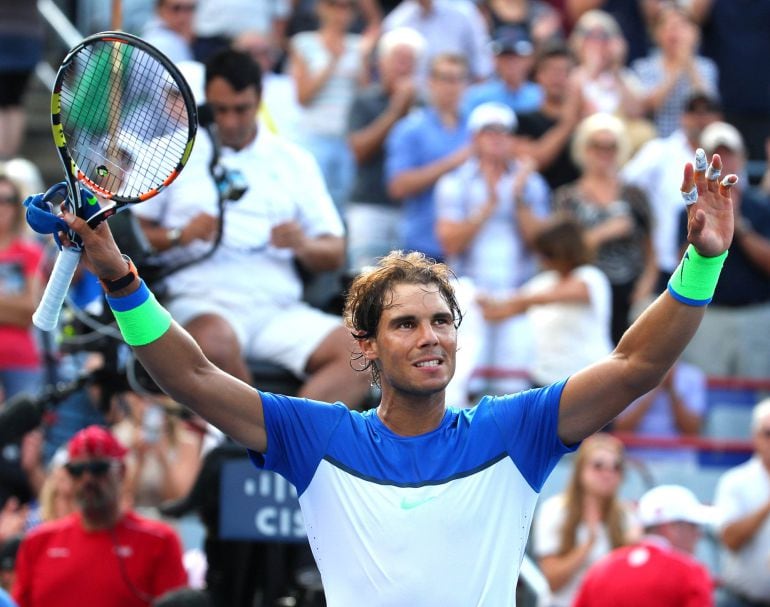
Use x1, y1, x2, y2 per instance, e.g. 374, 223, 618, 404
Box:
637, 485, 714, 527
467, 102, 517, 134
700, 121, 745, 155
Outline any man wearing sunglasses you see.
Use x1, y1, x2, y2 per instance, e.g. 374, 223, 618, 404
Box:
12, 426, 187, 607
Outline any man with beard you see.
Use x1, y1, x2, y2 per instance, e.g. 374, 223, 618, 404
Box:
11, 426, 187, 607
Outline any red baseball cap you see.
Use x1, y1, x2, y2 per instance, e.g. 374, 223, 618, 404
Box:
67, 425, 128, 461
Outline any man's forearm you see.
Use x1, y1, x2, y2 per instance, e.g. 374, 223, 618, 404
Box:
294, 235, 345, 272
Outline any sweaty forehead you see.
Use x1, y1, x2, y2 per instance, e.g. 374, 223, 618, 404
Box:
383, 282, 448, 312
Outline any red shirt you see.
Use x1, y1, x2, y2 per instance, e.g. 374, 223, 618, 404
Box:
12, 511, 187, 607
0, 239, 43, 369
573, 537, 714, 607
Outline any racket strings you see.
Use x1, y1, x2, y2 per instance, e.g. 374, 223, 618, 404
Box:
60, 40, 192, 200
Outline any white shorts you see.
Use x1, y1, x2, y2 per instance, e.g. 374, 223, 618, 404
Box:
166, 296, 342, 378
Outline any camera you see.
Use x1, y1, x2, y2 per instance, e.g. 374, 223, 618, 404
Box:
212, 164, 248, 201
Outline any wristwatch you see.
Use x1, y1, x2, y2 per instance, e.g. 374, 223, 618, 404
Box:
167, 227, 183, 247
99, 254, 139, 293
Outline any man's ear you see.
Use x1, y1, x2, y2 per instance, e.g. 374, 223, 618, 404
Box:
358, 335, 378, 362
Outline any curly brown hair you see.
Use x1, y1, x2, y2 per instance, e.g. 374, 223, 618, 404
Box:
343, 250, 462, 386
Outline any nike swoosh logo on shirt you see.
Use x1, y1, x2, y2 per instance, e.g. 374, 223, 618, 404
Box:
400, 496, 437, 510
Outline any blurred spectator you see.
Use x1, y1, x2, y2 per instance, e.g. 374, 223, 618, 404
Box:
478, 215, 613, 388
346, 27, 425, 271
232, 30, 301, 141
436, 102, 550, 394
12, 426, 187, 607
566, 0, 662, 65
133, 49, 371, 407
516, 39, 581, 189
140, 0, 196, 63
568, 9, 656, 153
573, 484, 714, 607
692, 0, 770, 162
622, 91, 721, 293
613, 360, 707, 464
192, 0, 292, 62
0, 174, 43, 401
678, 121, 770, 379
382, 0, 494, 84
713, 398, 770, 607
289, 0, 372, 213
631, 4, 718, 138
480, 0, 564, 48
461, 29, 543, 117
113, 393, 203, 515
36, 461, 74, 524
0, 2, 43, 160
533, 433, 637, 607
553, 113, 656, 344
385, 53, 472, 261
568, 10, 644, 118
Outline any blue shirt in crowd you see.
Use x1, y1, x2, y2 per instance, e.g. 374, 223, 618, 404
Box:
385, 107, 470, 260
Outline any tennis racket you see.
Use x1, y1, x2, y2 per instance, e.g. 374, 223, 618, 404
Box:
33, 31, 197, 331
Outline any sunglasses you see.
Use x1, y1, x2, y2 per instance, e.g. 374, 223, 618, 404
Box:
588, 459, 623, 473
65, 460, 113, 478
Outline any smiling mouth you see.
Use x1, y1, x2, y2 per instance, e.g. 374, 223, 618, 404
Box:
415, 359, 441, 368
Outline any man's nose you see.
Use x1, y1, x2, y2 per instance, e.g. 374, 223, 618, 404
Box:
416, 322, 439, 345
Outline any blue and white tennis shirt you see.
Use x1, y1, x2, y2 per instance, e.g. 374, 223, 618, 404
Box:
249, 380, 575, 606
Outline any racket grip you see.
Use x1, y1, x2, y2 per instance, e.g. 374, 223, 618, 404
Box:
32, 247, 82, 331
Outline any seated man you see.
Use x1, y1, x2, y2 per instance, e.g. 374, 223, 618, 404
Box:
132, 49, 371, 407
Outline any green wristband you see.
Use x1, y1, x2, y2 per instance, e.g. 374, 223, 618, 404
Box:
106, 281, 172, 346
667, 244, 728, 306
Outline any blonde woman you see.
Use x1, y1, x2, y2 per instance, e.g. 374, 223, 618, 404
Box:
533, 433, 637, 607
553, 112, 657, 344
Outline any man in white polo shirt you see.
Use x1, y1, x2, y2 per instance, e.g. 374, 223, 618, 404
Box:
714, 398, 770, 607
132, 48, 371, 408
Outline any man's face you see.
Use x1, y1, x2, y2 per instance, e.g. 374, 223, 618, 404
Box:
662, 521, 701, 555
428, 61, 467, 111
206, 77, 260, 150
496, 53, 533, 89
362, 283, 457, 397
535, 55, 572, 102
380, 44, 417, 84
66, 458, 122, 521
475, 126, 512, 162
158, 0, 196, 37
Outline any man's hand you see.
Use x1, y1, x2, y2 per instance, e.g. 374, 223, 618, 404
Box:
181, 212, 218, 244
683, 152, 738, 257
61, 209, 127, 281
271, 221, 308, 252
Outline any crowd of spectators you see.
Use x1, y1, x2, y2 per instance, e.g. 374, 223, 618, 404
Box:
1, 0, 770, 605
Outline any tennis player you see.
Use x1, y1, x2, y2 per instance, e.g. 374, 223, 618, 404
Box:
57, 151, 736, 606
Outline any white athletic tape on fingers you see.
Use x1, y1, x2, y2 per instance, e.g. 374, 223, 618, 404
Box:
681, 187, 698, 206
694, 148, 708, 172
721, 176, 736, 188
706, 164, 721, 181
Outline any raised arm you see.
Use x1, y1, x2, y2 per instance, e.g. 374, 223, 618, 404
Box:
62, 211, 268, 453
557, 152, 736, 444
